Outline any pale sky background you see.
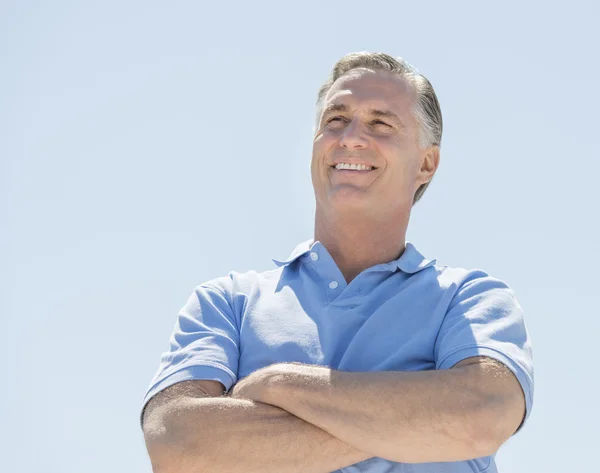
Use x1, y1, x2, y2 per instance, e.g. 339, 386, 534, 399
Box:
2, 1, 599, 472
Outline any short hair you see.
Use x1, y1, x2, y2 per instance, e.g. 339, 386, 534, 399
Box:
315, 52, 443, 205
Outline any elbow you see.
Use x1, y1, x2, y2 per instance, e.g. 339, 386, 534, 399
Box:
468, 363, 528, 457
465, 425, 502, 459
142, 425, 177, 473
144, 444, 177, 473
143, 421, 188, 473
142, 405, 208, 473
144, 429, 209, 473
144, 441, 199, 473
466, 400, 523, 458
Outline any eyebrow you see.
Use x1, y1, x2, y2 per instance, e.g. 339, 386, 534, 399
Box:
322, 103, 405, 127
322, 103, 348, 115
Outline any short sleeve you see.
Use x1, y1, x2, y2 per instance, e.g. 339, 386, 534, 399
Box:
139, 279, 240, 428
434, 270, 534, 432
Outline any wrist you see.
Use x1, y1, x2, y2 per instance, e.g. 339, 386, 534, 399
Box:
259, 363, 292, 405
264, 362, 325, 407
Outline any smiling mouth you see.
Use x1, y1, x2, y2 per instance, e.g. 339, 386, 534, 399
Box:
330, 166, 377, 172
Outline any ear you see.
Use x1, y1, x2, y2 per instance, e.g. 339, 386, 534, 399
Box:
417, 146, 440, 186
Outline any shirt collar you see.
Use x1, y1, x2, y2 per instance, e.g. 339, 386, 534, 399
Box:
272, 239, 436, 274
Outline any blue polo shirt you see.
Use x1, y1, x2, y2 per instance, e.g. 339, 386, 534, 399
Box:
141, 239, 534, 473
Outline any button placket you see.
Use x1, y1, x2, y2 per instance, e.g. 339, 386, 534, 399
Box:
307, 243, 348, 302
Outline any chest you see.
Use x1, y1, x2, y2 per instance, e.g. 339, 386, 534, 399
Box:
236, 283, 447, 379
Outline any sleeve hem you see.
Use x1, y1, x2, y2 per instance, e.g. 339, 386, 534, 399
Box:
139, 363, 237, 430
437, 345, 534, 433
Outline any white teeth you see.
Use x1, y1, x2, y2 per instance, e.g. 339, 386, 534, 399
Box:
335, 163, 373, 171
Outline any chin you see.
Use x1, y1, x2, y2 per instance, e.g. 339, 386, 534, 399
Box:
329, 196, 373, 211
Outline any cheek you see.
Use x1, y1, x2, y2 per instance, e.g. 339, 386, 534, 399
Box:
313, 132, 335, 153
312, 134, 335, 167
309, 146, 322, 181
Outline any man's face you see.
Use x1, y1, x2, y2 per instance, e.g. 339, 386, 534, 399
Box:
311, 68, 435, 219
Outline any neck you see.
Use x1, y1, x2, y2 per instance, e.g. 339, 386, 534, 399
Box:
314, 207, 410, 284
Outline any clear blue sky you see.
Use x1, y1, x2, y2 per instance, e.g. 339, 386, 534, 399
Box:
2, 1, 598, 472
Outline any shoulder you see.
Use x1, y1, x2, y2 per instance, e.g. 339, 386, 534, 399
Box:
431, 262, 517, 300
195, 266, 286, 300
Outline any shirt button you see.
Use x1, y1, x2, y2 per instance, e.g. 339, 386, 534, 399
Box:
329, 281, 339, 289
310, 252, 319, 261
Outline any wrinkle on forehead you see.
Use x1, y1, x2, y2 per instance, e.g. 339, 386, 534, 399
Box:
323, 68, 417, 123
330, 68, 415, 97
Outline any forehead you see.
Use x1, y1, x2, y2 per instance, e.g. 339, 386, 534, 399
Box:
324, 68, 415, 114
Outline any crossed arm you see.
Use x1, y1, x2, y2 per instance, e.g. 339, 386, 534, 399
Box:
142, 356, 525, 473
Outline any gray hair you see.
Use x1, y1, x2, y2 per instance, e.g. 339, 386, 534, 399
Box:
315, 52, 443, 204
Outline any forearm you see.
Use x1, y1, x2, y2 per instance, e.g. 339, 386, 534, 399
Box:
145, 396, 373, 473
263, 362, 522, 463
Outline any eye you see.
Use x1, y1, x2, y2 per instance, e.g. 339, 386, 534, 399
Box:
323, 116, 348, 130
371, 119, 391, 127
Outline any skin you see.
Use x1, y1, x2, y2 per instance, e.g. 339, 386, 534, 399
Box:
142, 68, 525, 472
311, 68, 440, 283
227, 69, 524, 459
229, 358, 525, 463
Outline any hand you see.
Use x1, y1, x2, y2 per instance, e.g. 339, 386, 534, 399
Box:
230, 364, 281, 403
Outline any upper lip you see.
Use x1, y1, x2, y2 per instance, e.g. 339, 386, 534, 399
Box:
331, 159, 377, 169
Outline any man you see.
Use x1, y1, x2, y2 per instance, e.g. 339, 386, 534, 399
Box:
140, 52, 534, 473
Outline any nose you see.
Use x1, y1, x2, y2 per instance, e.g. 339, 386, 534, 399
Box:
339, 119, 368, 149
